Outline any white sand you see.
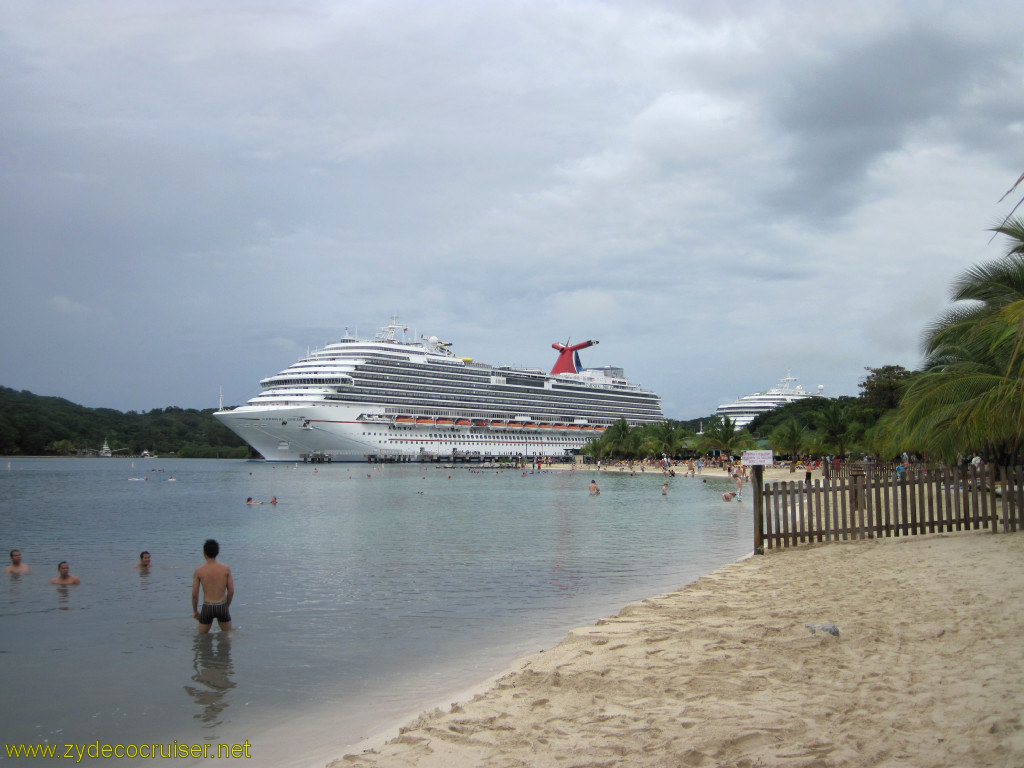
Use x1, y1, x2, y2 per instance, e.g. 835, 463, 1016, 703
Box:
331, 531, 1024, 768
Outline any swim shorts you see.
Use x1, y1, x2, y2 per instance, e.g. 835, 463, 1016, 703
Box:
199, 601, 231, 625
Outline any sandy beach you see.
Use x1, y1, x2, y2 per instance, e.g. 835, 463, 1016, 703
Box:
333, 529, 1024, 767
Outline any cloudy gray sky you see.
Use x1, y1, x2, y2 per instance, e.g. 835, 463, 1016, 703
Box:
2, 1, 1022, 419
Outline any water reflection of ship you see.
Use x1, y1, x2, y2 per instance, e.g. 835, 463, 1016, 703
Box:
184, 634, 235, 728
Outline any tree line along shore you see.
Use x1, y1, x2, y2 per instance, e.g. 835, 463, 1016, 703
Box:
0, 386, 248, 458
0, 377, 886, 464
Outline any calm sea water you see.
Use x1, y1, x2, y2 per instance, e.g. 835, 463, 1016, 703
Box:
0, 458, 750, 766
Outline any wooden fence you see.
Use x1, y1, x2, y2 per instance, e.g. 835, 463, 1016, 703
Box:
754, 463, 1024, 550
819, 459, 899, 479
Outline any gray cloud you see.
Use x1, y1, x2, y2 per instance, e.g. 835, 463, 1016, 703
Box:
1, 1, 1022, 418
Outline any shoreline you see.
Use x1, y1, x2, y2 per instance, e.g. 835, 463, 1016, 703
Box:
305, 462, 802, 763
545, 459, 806, 480
327, 531, 1024, 768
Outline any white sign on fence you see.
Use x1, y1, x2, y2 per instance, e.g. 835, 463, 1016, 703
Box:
741, 450, 774, 466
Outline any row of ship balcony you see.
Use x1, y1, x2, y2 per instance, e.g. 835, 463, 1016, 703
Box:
358, 414, 608, 432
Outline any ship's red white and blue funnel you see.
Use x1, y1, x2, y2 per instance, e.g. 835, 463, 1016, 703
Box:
550, 339, 598, 375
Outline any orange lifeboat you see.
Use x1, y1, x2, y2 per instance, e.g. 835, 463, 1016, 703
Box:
395, 416, 414, 424
416, 417, 433, 424
455, 418, 472, 426
436, 418, 454, 425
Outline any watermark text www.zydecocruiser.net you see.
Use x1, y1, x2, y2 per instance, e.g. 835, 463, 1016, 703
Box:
6, 741, 252, 761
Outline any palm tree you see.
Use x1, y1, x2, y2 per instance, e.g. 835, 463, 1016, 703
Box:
697, 416, 754, 458
996, 171, 1024, 231
812, 401, 856, 458
584, 419, 631, 460
770, 419, 806, 471
925, 225, 1024, 367
645, 421, 684, 457
637, 436, 664, 460
880, 221, 1024, 461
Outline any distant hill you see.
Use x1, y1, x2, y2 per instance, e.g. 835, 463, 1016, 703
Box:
0, 386, 250, 458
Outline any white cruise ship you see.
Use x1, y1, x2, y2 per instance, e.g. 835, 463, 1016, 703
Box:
214, 317, 665, 462
715, 374, 823, 429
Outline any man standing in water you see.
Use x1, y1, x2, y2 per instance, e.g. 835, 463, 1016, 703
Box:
6, 549, 29, 574
192, 539, 233, 633
51, 561, 80, 585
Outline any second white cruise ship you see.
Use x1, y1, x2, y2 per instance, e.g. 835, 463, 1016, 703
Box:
214, 317, 665, 462
715, 374, 824, 429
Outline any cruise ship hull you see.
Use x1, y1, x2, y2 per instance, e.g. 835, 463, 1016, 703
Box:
215, 404, 608, 462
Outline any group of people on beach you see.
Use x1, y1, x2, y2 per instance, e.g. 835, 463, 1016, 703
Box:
6, 541, 235, 634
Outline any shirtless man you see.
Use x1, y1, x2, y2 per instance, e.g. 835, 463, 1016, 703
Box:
192, 539, 233, 633
135, 551, 151, 570
6, 549, 29, 574
589, 479, 600, 496
51, 561, 81, 585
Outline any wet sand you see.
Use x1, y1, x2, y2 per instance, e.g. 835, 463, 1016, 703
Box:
332, 530, 1024, 768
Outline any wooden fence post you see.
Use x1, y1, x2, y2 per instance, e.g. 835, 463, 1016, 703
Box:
753, 465, 764, 554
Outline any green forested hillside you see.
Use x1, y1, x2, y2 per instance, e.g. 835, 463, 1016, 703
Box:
0, 386, 250, 458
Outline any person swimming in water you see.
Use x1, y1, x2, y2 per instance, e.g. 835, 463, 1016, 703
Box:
6, 549, 29, 575
51, 561, 81, 585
